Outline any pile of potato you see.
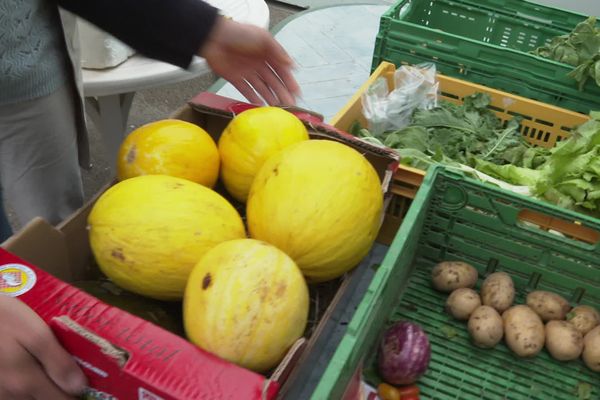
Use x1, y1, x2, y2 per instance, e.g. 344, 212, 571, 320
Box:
431, 261, 600, 372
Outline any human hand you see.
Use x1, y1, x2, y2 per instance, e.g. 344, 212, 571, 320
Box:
0, 295, 87, 399
199, 16, 300, 106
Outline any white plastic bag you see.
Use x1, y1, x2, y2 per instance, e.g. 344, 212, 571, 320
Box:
361, 63, 439, 136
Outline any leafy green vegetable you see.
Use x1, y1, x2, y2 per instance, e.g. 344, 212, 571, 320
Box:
353, 87, 600, 216
532, 17, 600, 90
532, 115, 600, 213
529, 384, 543, 398
440, 325, 459, 339
473, 159, 542, 187
575, 382, 592, 400
473, 112, 600, 215
379, 93, 529, 169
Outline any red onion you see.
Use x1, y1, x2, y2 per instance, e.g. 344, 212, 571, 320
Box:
378, 321, 431, 385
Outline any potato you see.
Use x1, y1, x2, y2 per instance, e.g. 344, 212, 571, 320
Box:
583, 326, 600, 372
503, 305, 545, 357
480, 272, 514, 313
468, 306, 504, 349
431, 261, 478, 293
567, 305, 600, 335
526, 291, 571, 322
445, 288, 481, 320
545, 320, 583, 361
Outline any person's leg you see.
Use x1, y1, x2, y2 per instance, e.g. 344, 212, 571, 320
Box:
0, 83, 84, 228
0, 187, 12, 242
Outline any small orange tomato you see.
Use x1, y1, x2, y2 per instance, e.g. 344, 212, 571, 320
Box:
377, 383, 401, 400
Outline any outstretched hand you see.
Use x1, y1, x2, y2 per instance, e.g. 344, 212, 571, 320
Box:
199, 17, 300, 106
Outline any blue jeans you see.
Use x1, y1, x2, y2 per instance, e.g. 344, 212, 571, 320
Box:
0, 188, 12, 242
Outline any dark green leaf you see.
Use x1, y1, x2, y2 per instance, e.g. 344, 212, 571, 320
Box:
530, 384, 543, 397
463, 92, 491, 110
348, 121, 364, 137
575, 382, 592, 400
534, 16, 600, 89
440, 325, 459, 339
383, 126, 429, 151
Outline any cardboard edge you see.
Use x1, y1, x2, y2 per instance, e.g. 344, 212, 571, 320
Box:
53, 316, 129, 367
1, 95, 399, 399
275, 274, 355, 398
1, 217, 74, 281
187, 92, 400, 162
168, 98, 398, 396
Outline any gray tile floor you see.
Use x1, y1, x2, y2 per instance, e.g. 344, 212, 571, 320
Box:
216, 4, 388, 121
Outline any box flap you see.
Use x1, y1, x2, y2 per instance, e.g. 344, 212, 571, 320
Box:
1, 217, 74, 281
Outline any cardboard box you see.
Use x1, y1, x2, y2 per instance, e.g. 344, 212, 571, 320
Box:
0, 92, 398, 399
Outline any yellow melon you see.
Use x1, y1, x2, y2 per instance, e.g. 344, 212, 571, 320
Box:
117, 119, 220, 188
247, 140, 383, 283
218, 107, 309, 203
88, 175, 246, 301
183, 238, 309, 372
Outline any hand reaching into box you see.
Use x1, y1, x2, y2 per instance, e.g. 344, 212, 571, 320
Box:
199, 16, 300, 106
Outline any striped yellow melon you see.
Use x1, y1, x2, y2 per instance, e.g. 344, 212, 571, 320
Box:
183, 239, 309, 372
88, 175, 246, 301
247, 140, 383, 282
218, 107, 309, 203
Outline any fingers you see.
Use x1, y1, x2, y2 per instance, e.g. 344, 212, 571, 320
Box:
238, 62, 298, 106
28, 362, 75, 400
245, 74, 278, 105
0, 340, 74, 400
18, 329, 86, 396
8, 300, 86, 395
231, 78, 265, 106
199, 19, 300, 106
259, 63, 298, 105
268, 61, 301, 99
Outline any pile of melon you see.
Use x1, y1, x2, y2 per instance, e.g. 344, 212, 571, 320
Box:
87, 107, 384, 372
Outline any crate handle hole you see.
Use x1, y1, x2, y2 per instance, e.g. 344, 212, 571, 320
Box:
485, 258, 499, 275
517, 209, 600, 246
571, 287, 585, 304
526, 272, 541, 290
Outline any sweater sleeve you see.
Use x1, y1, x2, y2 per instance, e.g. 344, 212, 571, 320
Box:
57, 0, 220, 69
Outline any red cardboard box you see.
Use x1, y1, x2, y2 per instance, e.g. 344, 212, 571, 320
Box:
0, 93, 398, 399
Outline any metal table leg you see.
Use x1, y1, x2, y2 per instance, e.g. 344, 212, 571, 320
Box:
84, 92, 135, 171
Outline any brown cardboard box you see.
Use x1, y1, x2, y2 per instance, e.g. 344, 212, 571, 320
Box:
0, 92, 399, 399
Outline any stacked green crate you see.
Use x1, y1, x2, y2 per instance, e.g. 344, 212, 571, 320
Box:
372, 0, 600, 114
312, 166, 599, 399
453, 0, 585, 31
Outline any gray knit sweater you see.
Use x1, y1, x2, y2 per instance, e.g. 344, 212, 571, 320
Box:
0, 0, 69, 105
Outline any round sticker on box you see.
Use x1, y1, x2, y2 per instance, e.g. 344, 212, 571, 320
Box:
0, 264, 37, 297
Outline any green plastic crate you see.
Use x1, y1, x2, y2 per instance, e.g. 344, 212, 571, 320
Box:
312, 166, 599, 399
450, 0, 586, 32
372, 0, 600, 114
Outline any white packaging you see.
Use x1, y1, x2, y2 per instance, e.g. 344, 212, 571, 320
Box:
76, 18, 135, 70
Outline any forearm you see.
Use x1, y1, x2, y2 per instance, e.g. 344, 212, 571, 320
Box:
57, 0, 220, 68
